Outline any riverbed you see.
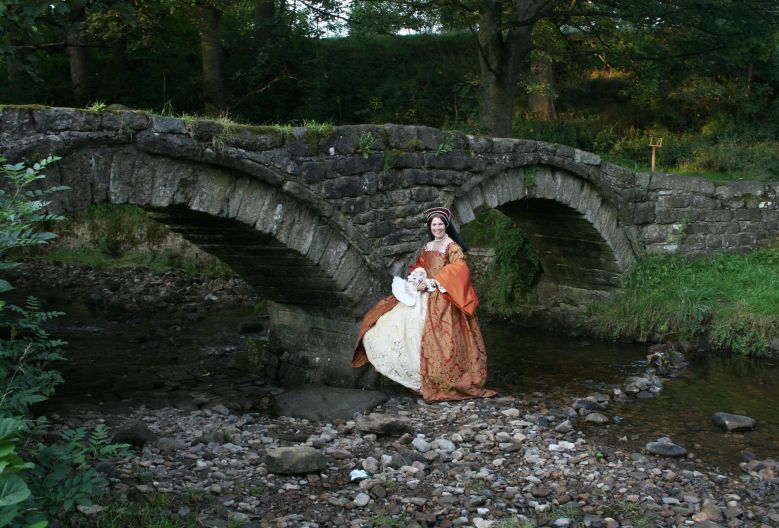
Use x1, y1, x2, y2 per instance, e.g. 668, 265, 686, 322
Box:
10, 261, 779, 474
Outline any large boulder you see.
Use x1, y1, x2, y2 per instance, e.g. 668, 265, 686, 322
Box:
265, 446, 326, 475
272, 385, 387, 422
712, 412, 757, 432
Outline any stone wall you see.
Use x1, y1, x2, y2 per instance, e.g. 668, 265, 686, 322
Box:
631, 174, 778, 255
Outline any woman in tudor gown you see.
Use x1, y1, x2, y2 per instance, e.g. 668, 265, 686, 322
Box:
352, 207, 496, 402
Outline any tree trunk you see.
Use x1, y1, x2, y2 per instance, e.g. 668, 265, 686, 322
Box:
197, 2, 225, 116
528, 60, 557, 121
254, 0, 276, 49
66, 5, 90, 106
5, 34, 19, 87
477, 1, 535, 138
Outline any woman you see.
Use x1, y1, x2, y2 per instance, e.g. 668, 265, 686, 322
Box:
352, 207, 496, 402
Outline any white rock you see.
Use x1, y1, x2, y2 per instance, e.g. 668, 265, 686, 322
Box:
433, 438, 456, 451
412, 437, 432, 453
353, 492, 370, 507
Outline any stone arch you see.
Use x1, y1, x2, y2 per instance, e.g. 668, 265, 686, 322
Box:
44, 145, 384, 316
453, 165, 638, 292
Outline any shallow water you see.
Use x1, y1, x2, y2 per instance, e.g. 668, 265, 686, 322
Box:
14, 285, 779, 472
484, 321, 779, 473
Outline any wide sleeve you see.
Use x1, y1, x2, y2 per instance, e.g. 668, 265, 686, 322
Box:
433, 244, 479, 317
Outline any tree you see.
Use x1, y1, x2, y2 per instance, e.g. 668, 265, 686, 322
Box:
363, 0, 779, 137
195, 1, 226, 115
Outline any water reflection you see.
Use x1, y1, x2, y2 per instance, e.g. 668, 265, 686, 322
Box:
484, 322, 647, 398
484, 320, 779, 472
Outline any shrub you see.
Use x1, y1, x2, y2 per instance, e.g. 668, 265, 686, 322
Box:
0, 157, 130, 527
461, 210, 542, 318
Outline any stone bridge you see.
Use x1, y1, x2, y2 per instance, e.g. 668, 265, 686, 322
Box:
1, 106, 777, 385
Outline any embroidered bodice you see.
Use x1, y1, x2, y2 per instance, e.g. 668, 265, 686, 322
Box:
423, 240, 465, 276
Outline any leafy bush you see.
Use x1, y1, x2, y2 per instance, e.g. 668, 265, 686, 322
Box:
0, 157, 130, 527
461, 210, 542, 318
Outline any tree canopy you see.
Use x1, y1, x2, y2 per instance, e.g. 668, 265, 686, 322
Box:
1, 0, 778, 143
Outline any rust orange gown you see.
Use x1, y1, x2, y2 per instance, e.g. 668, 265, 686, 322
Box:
353, 239, 496, 402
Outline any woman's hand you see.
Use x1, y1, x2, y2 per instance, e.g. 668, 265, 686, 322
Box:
417, 282, 426, 291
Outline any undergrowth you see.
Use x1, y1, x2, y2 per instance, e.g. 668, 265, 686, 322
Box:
461, 210, 542, 318
33, 204, 233, 278
588, 249, 779, 356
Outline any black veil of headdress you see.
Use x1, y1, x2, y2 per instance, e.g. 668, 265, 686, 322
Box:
426, 214, 470, 252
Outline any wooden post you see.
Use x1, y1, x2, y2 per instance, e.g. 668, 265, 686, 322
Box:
649, 136, 664, 172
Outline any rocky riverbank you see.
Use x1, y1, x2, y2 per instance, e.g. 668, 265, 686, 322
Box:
7, 260, 779, 527
59, 388, 779, 528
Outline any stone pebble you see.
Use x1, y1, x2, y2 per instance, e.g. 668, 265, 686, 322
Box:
59, 392, 779, 528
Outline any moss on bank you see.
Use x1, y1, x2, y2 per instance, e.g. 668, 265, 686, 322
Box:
30, 204, 233, 278
587, 248, 779, 356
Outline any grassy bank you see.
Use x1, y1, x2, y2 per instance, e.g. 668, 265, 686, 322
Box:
29, 204, 233, 278
587, 248, 779, 356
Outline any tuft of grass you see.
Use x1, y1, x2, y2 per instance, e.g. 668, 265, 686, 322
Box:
588, 249, 779, 356
303, 119, 333, 137
495, 516, 535, 528
358, 131, 376, 159
64, 492, 199, 528
602, 500, 650, 526
370, 514, 402, 526
86, 101, 107, 112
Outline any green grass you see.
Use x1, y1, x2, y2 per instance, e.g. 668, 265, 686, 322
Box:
29, 204, 234, 278
40, 246, 233, 278
370, 514, 402, 527
64, 493, 198, 528
588, 248, 779, 356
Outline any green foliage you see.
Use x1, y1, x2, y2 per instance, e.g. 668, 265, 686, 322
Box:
589, 249, 779, 356
26, 424, 130, 517
0, 158, 129, 527
514, 116, 779, 181
435, 132, 454, 156
358, 131, 376, 159
461, 210, 542, 319
0, 157, 65, 263
0, 297, 65, 417
0, 418, 37, 528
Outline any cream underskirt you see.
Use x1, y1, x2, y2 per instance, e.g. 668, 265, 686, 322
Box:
363, 292, 428, 391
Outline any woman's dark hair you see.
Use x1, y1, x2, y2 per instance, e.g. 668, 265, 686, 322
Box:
426, 214, 470, 252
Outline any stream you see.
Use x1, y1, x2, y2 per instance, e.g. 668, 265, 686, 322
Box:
11, 265, 779, 475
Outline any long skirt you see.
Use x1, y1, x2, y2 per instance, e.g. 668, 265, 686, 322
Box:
354, 291, 496, 402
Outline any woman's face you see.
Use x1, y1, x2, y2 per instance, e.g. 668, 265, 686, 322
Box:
430, 217, 446, 239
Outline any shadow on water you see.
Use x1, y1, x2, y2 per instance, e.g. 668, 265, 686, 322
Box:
483, 322, 647, 399
484, 320, 779, 472
14, 283, 779, 473
15, 289, 262, 416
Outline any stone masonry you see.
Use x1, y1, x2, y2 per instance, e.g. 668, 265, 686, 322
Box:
1, 106, 777, 385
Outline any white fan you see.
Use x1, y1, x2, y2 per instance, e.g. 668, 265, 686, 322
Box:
392, 276, 418, 306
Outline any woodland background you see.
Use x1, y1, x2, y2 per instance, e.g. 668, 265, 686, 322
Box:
2, 0, 779, 179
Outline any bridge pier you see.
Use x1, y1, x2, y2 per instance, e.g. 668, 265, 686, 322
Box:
266, 303, 373, 388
